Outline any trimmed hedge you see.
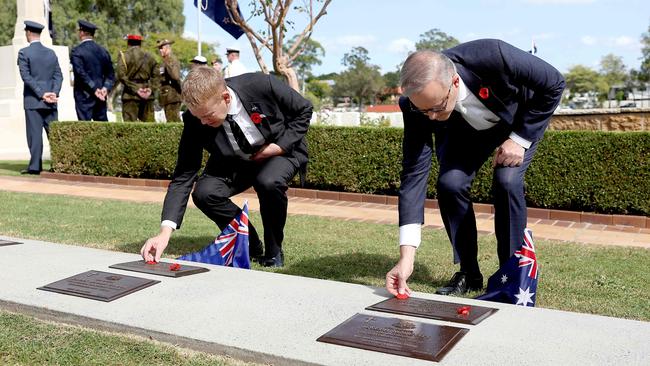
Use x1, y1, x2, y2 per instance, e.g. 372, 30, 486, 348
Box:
50, 122, 650, 216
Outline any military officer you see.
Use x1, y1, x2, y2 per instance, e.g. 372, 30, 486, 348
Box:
17, 20, 62, 174
156, 39, 182, 122
117, 34, 159, 122
70, 20, 115, 121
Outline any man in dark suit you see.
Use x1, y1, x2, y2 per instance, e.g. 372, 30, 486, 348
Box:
385, 39, 565, 297
70, 20, 115, 121
141, 67, 312, 267
17, 20, 62, 175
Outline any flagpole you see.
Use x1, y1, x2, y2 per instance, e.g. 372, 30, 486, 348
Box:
197, 0, 203, 56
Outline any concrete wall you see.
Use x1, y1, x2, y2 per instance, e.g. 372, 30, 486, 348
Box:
311, 108, 650, 131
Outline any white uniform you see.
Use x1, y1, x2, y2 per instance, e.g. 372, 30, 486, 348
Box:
224, 59, 247, 78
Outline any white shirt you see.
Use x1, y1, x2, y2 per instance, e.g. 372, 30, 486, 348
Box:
161, 87, 264, 231
399, 77, 531, 248
224, 59, 247, 78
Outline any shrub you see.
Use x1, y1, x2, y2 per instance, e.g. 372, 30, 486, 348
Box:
50, 122, 650, 215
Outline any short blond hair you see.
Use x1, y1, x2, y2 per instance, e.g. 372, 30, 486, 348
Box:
182, 66, 226, 109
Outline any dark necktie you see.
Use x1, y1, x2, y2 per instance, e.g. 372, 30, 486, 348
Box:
227, 115, 255, 154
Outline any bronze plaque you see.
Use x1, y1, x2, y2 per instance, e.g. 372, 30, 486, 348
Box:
109, 260, 209, 278
38, 270, 160, 302
366, 297, 497, 325
0, 239, 22, 247
317, 313, 467, 362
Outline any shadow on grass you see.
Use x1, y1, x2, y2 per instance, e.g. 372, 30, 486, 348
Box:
117, 235, 219, 257
279, 252, 445, 288
0, 161, 26, 174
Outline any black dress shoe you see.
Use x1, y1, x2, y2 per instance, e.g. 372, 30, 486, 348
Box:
436, 272, 483, 296
249, 241, 264, 262
260, 251, 284, 267
20, 169, 40, 175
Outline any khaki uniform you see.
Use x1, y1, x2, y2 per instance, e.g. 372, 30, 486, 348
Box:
117, 46, 159, 122
159, 54, 182, 122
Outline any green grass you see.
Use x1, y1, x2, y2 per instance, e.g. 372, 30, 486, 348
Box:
0, 190, 649, 363
0, 310, 255, 366
0, 160, 51, 176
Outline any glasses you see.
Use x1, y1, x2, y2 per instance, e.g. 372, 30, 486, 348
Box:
409, 82, 452, 115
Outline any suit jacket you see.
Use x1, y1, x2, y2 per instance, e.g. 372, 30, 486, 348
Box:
71, 39, 115, 102
161, 72, 313, 228
17, 41, 63, 110
398, 39, 565, 227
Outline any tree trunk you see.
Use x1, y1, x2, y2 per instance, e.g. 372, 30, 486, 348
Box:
275, 54, 300, 92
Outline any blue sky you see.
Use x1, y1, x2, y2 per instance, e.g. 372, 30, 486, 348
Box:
184, 0, 649, 75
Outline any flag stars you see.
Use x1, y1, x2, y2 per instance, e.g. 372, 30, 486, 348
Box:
515, 287, 535, 306
500, 274, 508, 284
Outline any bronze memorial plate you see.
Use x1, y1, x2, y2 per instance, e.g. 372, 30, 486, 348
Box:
317, 313, 467, 362
38, 270, 160, 302
109, 260, 209, 278
0, 239, 22, 247
366, 297, 498, 325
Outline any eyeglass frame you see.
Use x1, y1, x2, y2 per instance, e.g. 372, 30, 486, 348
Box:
409, 81, 453, 115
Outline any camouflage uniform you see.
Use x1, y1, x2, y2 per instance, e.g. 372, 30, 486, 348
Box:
159, 54, 182, 122
117, 45, 159, 122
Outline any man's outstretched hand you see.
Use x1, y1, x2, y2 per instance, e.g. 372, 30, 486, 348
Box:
385, 245, 416, 297
141, 226, 173, 262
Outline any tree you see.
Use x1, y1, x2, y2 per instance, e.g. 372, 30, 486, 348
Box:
383, 70, 400, 89
51, 0, 185, 59
599, 53, 627, 86
640, 23, 650, 83
564, 65, 609, 103
0, 0, 16, 45
333, 47, 385, 111
415, 28, 459, 51
285, 35, 324, 85
225, 0, 332, 91
145, 32, 219, 75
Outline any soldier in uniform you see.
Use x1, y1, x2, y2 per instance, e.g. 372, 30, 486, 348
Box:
157, 39, 181, 122
70, 20, 115, 121
17, 21, 62, 175
117, 34, 159, 122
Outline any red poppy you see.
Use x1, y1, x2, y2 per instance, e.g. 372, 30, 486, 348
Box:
457, 305, 471, 315
396, 293, 409, 300
146, 260, 157, 265
250, 112, 263, 124
169, 263, 181, 271
478, 87, 490, 99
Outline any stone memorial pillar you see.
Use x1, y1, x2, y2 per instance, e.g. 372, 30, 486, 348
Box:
0, 0, 76, 159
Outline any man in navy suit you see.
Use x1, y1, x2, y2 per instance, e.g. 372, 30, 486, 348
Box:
70, 20, 115, 121
385, 39, 565, 297
140, 67, 312, 267
17, 21, 62, 175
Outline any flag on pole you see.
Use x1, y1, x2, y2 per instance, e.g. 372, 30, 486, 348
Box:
475, 228, 539, 307
194, 0, 244, 39
529, 39, 537, 55
177, 201, 251, 268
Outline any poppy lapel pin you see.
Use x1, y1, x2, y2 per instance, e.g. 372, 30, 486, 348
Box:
478, 87, 490, 100
250, 112, 265, 124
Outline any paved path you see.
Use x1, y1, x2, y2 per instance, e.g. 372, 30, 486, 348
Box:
1, 175, 649, 248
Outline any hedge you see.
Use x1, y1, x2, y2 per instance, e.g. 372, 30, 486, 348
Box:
50, 122, 650, 216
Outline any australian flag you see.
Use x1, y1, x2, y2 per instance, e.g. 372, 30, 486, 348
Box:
194, 0, 244, 39
178, 201, 251, 269
476, 228, 539, 307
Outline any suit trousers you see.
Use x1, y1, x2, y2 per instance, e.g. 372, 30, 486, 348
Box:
434, 120, 539, 275
191, 155, 299, 259
25, 108, 57, 172
75, 94, 108, 121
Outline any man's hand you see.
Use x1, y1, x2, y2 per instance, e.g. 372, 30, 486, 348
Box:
42, 92, 58, 104
385, 245, 417, 297
140, 226, 173, 262
493, 138, 525, 168
137, 87, 152, 100
251, 143, 284, 162
95, 88, 107, 101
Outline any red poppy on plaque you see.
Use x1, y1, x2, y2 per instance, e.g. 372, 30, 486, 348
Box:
478, 87, 490, 100
169, 263, 181, 271
250, 112, 265, 124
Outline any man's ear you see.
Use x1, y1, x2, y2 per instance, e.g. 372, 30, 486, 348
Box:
222, 90, 231, 103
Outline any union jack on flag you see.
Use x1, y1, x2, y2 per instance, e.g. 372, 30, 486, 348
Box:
177, 201, 251, 269
476, 228, 539, 307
